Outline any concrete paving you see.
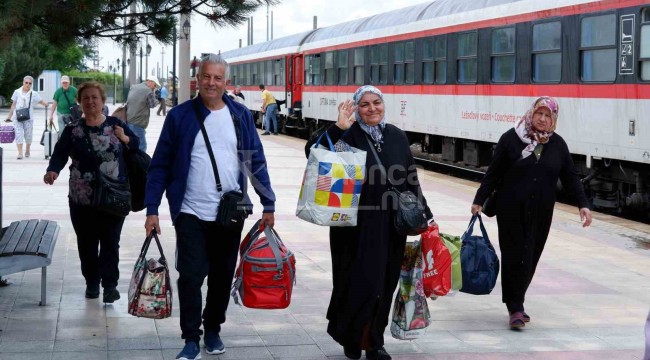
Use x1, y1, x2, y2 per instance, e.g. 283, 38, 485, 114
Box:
0, 104, 648, 359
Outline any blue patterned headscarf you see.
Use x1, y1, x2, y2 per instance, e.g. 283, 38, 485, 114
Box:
353, 85, 386, 144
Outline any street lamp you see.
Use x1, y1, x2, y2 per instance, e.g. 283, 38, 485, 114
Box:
139, 46, 143, 83
117, 58, 123, 103
109, 64, 117, 105
145, 42, 152, 79
182, 19, 191, 40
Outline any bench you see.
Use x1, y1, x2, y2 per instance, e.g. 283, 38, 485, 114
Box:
0, 219, 60, 306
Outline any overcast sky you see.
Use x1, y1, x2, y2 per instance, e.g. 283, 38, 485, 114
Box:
94, 0, 423, 78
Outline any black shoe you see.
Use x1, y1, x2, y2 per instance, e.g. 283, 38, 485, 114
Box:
103, 288, 120, 303
344, 344, 361, 359
273, 132, 279, 135
366, 347, 391, 360
85, 285, 100, 299
261, 132, 271, 135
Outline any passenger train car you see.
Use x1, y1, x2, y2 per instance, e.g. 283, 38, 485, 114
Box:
221, 0, 650, 215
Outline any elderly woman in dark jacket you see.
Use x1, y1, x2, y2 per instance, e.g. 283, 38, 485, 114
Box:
471, 96, 592, 329
306, 85, 433, 360
43, 81, 139, 304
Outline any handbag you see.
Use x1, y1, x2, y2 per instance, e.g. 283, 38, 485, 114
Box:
128, 231, 172, 319
421, 224, 452, 297
93, 171, 132, 217
459, 214, 500, 295
0, 126, 15, 144
62, 90, 81, 123
15, 91, 32, 121
193, 100, 251, 229
112, 103, 127, 122
123, 144, 151, 212
365, 136, 428, 236
482, 189, 497, 217
296, 131, 366, 226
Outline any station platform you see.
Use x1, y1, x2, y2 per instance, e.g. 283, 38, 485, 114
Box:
0, 104, 647, 360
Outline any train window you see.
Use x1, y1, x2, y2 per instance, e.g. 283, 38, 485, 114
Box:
580, 14, 616, 82
353, 48, 365, 85
422, 39, 434, 84
532, 21, 561, 82
457, 32, 477, 83
338, 50, 348, 85
306, 54, 321, 85
491, 27, 516, 83
244, 63, 250, 85
640, 9, 650, 80
274, 59, 284, 86
252, 62, 259, 86
370, 45, 388, 84
263, 60, 270, 85
435, 36, 447, 84
405, 41, 415, 84
324, 52, 336, 85
394, 43, 405, 84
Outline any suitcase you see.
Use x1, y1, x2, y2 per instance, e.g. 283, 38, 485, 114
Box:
0, 125, 15, 143
42, 105, 57, 159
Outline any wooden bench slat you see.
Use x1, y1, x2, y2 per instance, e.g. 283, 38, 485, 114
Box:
37, 221, 59, 257
0, 221, 28, 256
14, 219, 40, 255
0, 221, 19, 254
24, 220, 49, 255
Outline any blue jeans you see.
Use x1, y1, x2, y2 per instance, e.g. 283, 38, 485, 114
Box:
264, 103, 278, 134
128, 124, 147, 152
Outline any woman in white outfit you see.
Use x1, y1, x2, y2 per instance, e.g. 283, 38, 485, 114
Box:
4, 76, 48, 159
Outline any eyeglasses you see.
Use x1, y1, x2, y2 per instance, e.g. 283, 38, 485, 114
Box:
24, 82, 32, 85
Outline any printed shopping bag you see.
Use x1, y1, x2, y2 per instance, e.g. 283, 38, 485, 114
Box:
440, 232, 463, 291
296, 132, 366, 226
421, 224, 452, 297
459, 214, 500, 295
128, 231, 172, 319
390, 240, 431, 340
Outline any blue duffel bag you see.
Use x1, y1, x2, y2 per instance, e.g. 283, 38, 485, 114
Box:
459, 214, 499, 295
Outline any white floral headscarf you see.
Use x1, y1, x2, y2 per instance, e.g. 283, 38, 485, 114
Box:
353, 85, 386, 144
514, 96, 559, 159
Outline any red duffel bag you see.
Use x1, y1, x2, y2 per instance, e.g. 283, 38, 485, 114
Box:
421, 224, 452, 297
231, 220, 296, 309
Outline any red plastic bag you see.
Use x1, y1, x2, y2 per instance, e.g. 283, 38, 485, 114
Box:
420, 224, 452, 297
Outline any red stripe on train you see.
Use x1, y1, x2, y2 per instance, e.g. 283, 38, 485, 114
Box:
299, 84, 650, 99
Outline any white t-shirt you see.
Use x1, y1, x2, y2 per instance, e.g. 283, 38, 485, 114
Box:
180, 106, 241, 221
10, 89, 42, 121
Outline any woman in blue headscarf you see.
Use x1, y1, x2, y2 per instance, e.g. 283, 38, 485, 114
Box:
305, 86, 434, 360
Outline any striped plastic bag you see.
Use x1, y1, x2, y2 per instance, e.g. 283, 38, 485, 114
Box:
296, 132, 366, 226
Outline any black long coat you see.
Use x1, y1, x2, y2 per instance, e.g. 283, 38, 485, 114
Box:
306, 122, 432, 349
473, 128, 589, 307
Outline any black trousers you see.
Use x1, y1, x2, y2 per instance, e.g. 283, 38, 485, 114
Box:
69, 203, 125, 290
157, 99, 167, 115
174, 212, 243, 344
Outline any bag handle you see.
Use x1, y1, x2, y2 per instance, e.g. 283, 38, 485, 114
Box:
138, 230, 168, 266
464, 214, 489, 241
312, 130, 335, 151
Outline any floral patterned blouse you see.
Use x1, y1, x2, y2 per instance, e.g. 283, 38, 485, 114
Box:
46, 116, 140, 206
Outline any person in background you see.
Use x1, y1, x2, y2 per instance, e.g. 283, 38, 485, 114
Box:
157, 82, 169, 116
306, 85, 433, 360
233, 85, 245, 101
49, 75, 78, 136
43, 81, 140, 303
5, 75, 48, 159
259, 84, 277, 135
471, 96, 592, 329
125, 75, 159, 152
144, 54, 276, 360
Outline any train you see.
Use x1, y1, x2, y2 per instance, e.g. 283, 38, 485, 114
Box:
220, 0, 650, 216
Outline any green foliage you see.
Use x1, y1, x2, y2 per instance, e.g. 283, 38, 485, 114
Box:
0, 0, 280, 50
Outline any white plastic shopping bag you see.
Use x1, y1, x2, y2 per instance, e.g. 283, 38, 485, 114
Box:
296, 132, 366, 226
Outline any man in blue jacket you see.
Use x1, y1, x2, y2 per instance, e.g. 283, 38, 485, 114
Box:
144, 53, 276, 360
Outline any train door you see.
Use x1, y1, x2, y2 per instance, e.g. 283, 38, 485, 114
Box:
291, 54, 303, 116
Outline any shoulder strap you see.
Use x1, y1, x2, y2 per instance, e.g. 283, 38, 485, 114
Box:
192, 100, 223, 192
364, 135, 392, 187
62, 90, 73, 107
